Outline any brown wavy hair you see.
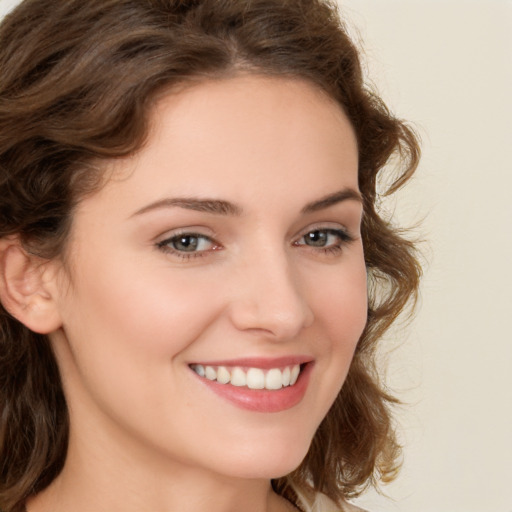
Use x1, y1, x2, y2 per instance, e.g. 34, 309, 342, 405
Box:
0, 1, 421, 511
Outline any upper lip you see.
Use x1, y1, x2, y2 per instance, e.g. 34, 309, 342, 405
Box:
188, 356, 313, 369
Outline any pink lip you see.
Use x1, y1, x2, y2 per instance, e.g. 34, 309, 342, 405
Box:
189, 355, 313, 369
190, 360, 314, 413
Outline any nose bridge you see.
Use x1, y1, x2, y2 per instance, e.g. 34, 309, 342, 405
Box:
228, 240, 314, 339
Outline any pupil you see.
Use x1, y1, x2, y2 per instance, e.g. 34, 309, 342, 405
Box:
306, 231, 327, 246
174, 235, 198, 251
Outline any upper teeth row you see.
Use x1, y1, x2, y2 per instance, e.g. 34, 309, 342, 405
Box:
191, 364, 301, 390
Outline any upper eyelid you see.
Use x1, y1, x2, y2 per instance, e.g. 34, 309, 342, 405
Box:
294, 227, 353, 244
155, 227, 218, 243
153, 220, 357, 245
294, 223, 353, 238
156, 232, 220, 259
155, 224, 353, 240
156, 231, 350, 261
157, 232, 218, 249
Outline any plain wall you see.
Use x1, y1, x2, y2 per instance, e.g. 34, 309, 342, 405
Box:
1, 1, 511, 511
337, 2, 512, 512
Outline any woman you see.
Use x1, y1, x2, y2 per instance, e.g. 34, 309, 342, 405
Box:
0, 1, 421, 511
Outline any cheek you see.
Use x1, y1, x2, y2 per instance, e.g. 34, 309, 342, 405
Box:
312, 256, 368, 347
54, 256, 229, 435
65, 258, 223, 358
55, 254, 229, 419
305, 252, 368, 399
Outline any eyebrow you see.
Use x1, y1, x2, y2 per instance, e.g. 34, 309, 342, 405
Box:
132, 197, 242, 217
300, 188, 363, 213
131, 188, 362, 218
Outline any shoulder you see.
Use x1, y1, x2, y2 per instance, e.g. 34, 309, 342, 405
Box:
305, 492, 370, 512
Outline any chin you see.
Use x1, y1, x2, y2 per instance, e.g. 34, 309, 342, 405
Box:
207, 433, 313, 481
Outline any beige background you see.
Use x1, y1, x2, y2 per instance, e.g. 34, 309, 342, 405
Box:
338, 2, 512, 512
1, 1, 511, 511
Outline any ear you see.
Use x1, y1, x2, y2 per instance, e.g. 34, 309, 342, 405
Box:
0, 238, 63, 334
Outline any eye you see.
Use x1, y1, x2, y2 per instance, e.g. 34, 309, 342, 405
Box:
156, 232, 219, 258
294, 228, 353, 252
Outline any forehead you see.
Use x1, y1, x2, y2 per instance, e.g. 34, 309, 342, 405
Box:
81, 74, 359, 217
148, 74, 356, 160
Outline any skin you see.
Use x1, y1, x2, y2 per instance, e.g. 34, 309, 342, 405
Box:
26, 75, 367, 512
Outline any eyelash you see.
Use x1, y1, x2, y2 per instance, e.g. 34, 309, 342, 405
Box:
293, 228, 354, 255
156, 228, 354, 260
156, 232, 218, 260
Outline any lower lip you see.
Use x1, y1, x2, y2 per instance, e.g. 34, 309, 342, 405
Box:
193, 363, 313, 413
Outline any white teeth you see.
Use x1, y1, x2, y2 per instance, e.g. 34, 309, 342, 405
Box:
205, 366, 217, 381
191, 363, 302, 390
230, 367, 247, 387
265, 368, 283, 390
282, 366, 291, 387
246, 368, 265, 389
194, 364, 205, 377
290, 365, 300, 386
217, 366, 230, 384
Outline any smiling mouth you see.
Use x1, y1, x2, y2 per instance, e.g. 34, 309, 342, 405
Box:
190, 364, 303, 390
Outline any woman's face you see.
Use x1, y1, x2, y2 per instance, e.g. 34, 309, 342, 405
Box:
50, 75, 367, 480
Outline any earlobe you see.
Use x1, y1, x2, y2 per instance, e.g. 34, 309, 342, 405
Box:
0, 238, 63, 334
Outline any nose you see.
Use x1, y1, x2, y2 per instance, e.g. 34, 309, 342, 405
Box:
227, 246, 314, 341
